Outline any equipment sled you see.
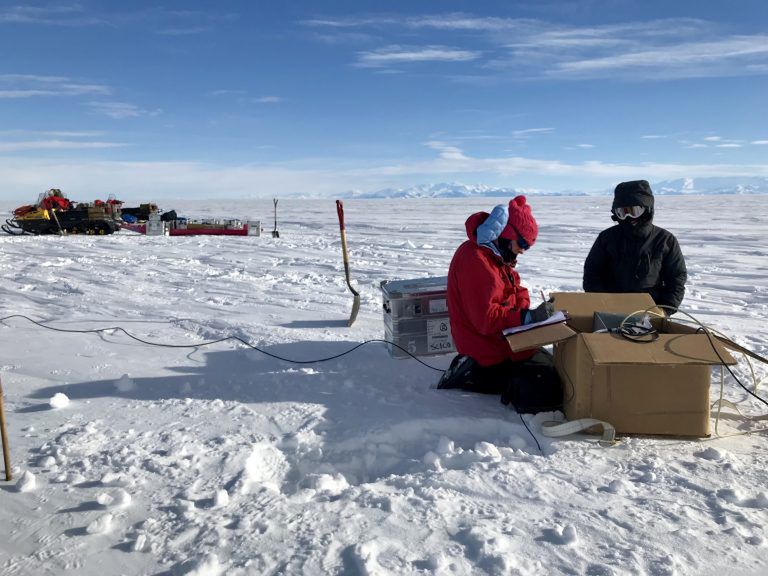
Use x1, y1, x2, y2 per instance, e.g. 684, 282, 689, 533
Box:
4, 189, 123, 236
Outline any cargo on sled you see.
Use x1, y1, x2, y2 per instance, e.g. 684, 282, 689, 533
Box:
3, 189, 122, 236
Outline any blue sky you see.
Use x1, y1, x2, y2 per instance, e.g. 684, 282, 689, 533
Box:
1, 0, 767, 200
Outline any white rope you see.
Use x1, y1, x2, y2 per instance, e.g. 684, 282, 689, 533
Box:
540, 418, 616, 445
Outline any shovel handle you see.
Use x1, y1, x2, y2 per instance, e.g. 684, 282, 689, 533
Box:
336, 200, 345, 231
335, 200, 353, 278
0, 376, 11, 481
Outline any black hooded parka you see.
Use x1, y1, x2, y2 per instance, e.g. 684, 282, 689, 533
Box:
583, 180, 687, 311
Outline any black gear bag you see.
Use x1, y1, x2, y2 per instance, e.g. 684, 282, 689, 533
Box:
437, 349, 563, 414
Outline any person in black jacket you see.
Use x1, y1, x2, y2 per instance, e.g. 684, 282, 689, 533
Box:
583, 180, 687, 312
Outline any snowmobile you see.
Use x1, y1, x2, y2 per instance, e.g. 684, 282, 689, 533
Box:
3, 189, 122, 236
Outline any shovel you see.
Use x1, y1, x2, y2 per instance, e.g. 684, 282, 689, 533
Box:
335, 200, 360, 327
1, 376, 11, 481
272, 198, 280, 238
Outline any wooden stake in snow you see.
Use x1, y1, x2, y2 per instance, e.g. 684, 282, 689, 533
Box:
0, 375, 11, 481
272, 198, 280, 238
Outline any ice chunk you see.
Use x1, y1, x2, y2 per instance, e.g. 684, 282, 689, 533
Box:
86, 513, 113, 534
16, 470, 37, 492
49, 393, 70, 409
214, 489, 229, 508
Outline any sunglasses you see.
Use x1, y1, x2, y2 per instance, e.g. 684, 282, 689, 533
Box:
614, 205, 646, 220
509, 224, 531, 250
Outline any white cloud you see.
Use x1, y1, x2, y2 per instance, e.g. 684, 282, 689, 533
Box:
44, 131, 107, 138
356, 45, 481, 67
0, 140, 125, 152
345, 142, 768, 183
704, 136, 721, 141
0, 74, 110, 99
0, 158, 354, 200
641, 135, 667, 139
310, 31, 380, 46
0, 5, 103, 26
209, 91, 282, 106
408, 15, 707, 39
550, 36, 768, 78
87, 102, 162, 119
686, 144, 708, 148
0, 130, 105, 138
303, 14, 536, 34
406, 14, 535, 33
576, 144, 595, 149
716, 143, 742, 148
1, 6, 235, 34
0, 90, 59, 98
424, 140, 470, 161
308, 14, 768, 81
2, 142, 766, 200
253, 96, 281, 104
156, 26, 211, 36
211, 89, 247, 96
442, 132, 504, 142
752, 140, 768, 145
512, 128, 553, 138
302, 17, 399, 28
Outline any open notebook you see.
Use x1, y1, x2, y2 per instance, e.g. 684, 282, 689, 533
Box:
502, 310, 569, 336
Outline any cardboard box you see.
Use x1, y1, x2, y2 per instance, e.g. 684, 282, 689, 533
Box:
552, 291, 664, 333
504, 292, 736, 437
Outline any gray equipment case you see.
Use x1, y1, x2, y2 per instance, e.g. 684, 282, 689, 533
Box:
381, 276, 455, 358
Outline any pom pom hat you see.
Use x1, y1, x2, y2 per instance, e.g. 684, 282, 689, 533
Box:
501, 195, 538, 248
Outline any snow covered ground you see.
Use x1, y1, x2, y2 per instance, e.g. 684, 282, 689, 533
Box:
1, 195, 767, 576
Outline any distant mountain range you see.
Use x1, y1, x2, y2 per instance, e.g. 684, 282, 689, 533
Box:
343, 177, 768, 199
343, 182, 574, 199
344, 182, 545, 199
652, 177, 768, 195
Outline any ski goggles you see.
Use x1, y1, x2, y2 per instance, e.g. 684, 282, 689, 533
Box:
613, 205, 646, 220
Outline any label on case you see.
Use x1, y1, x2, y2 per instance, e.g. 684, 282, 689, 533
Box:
429, 298, 448, 314
427, 317, 454, 353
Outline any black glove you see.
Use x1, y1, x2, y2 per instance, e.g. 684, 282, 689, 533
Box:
526, 301, 555, 324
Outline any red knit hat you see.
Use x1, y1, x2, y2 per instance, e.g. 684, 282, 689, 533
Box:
500, 195, 538, 247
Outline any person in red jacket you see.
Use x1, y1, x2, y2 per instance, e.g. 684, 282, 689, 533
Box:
438, 196, 561, 413
39, 189, 72, 211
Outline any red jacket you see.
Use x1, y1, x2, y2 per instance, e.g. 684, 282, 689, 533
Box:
40, 195, 71, 211
448, 212, 534, 366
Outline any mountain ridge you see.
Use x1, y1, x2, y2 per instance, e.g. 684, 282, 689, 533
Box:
342, 177, 768, 199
